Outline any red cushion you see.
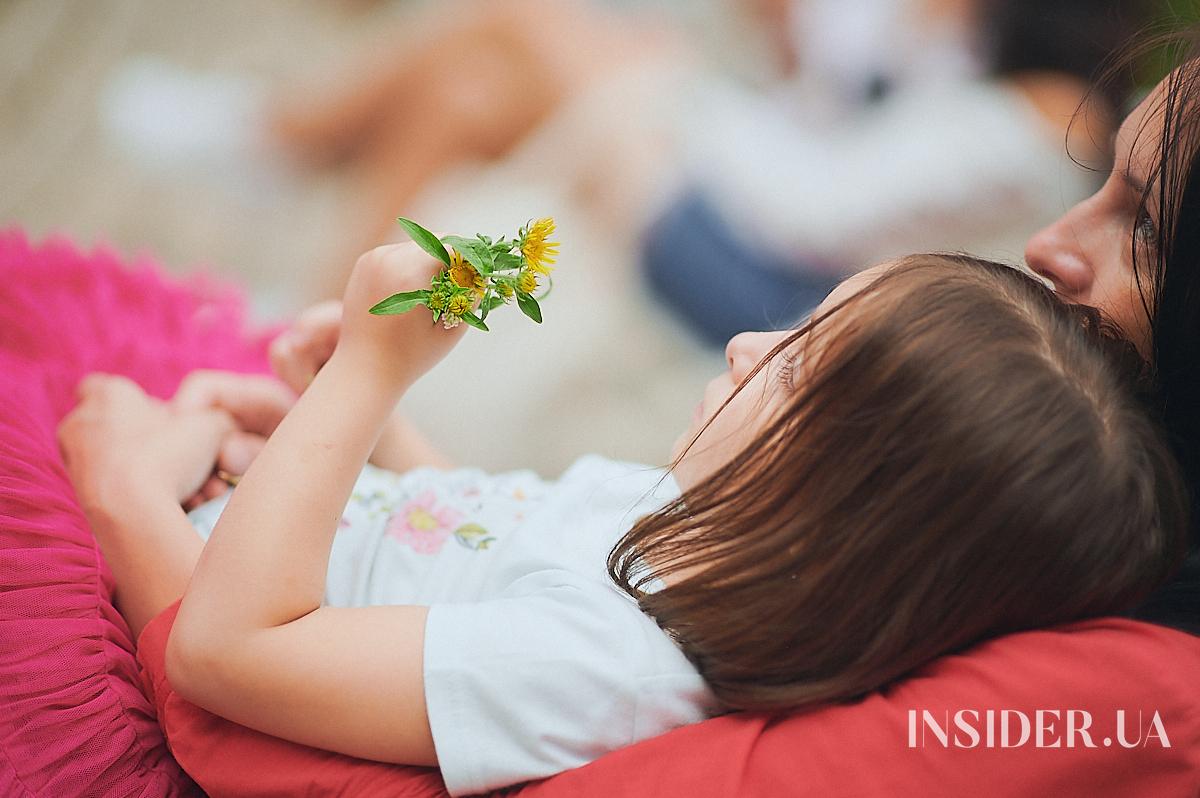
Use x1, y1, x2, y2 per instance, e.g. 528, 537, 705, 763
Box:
0, 231, 279, 796
137, 599, 1200, 797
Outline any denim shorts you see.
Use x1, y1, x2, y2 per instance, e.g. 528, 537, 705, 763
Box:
641, 191, 839, 346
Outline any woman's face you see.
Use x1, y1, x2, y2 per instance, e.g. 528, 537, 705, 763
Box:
672, 266, 883, 492
1024, 80, 1168, 355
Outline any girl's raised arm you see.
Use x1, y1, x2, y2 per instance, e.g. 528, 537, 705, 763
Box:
267, 298, 454, 472
166, 243, 466, 765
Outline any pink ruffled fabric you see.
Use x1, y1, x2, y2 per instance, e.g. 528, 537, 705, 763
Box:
0, 229, 278, 797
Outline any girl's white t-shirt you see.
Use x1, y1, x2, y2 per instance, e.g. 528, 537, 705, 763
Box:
187, 454, 715, 796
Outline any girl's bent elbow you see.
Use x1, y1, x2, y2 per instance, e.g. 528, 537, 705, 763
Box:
164, 628, 221, 705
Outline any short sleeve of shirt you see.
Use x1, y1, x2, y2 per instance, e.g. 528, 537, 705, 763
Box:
423, 570, 712, 797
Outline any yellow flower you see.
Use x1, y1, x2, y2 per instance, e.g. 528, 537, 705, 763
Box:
448, 249, 486, 296
448, 293, 472, 315
517, 270, 538, 295
496, 281, 514, 299
428, 291, 448, 311
521, 217, 559, 275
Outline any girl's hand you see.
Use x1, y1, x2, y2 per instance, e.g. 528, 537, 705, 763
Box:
173, 370, 296, 442
58, 374, 236, 515
269, 300, 343, 393
172, 370, 298, 508
337, 243, 468, 390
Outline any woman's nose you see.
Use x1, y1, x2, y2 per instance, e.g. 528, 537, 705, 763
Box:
1024, 209, 1095, 297
726, 331, 776, 380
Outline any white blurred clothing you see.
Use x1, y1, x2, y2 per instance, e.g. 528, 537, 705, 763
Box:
679, 74, 1093, 273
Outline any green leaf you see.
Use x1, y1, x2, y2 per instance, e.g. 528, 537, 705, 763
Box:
369, 290, 430, 315
493, 251, 523, 271
440, 236, 493, 275
439, 235, 477, 253
396, 218, 451, 266
482, 295, 506, 312
470, 240, 496, 273
459, 310, 490, 332
516, 292, 542, 323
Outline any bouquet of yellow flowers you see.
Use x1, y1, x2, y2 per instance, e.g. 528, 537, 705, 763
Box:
370, 217, 559, 331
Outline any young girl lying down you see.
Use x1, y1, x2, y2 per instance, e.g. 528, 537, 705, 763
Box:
58, 245, 1187, 796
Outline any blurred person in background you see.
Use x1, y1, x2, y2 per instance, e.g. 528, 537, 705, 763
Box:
646, 0, 1149, 343
269, 0, 679, 296
270, 0, 1148, 344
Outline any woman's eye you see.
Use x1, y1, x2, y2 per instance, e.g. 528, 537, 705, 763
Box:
1134, 208, 1158, 245
777, 352, 796, 389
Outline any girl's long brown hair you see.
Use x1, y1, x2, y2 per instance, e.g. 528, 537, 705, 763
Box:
609, 255, 1187, 713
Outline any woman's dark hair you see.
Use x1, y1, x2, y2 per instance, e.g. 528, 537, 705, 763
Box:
609, 255, 1187, 712
1091, 23, 1200, 629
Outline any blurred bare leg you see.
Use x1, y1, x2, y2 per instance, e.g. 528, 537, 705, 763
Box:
302, 0, 659, 297
272, 0, 606, 168
269, 56, 410, 168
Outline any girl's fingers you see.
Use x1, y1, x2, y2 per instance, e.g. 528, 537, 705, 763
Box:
77, 372, 112, 398
174, 371, 296, 436
78, 372, 148, 402
271, 300, 343, 392
175, 404, 237, 442
176, 407, 239, 467
293, 300, 344, 340
201, 476, 228, 501
269, 334, 316, 393
218, 431, 268, 476
183, 476, 230, 512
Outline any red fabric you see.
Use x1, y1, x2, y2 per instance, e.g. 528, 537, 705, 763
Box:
0, 230, 279, 796
138, 599, 1200, 798
138, 601, 446, 798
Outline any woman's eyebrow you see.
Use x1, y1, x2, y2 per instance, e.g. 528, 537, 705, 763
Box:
1120, 169, 1148, 196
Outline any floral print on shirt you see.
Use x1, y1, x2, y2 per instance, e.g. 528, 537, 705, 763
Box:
336, 464, 548, 559
386, 490, 463, 555
453, 523, 497, 551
